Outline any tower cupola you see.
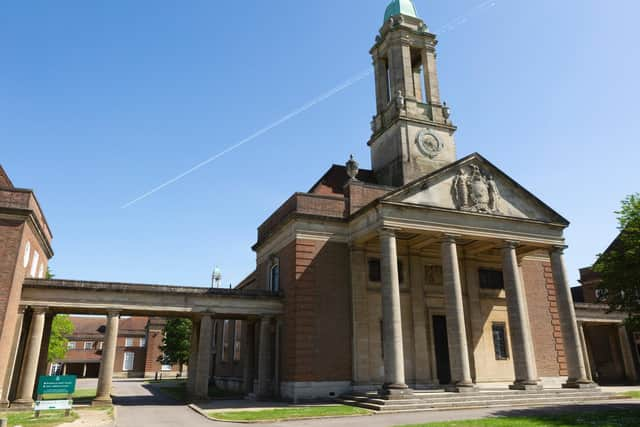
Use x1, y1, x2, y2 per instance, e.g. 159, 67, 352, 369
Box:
384, 0, 419, 22
369, 0, 457, 187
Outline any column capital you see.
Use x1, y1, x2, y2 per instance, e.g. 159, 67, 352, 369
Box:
106, 310, 121, 318
31, 306, 48, 315
17, 305, 27, 314
550, 245, 568, 255
441, 234, 461, 244
379, 228, 398, 239
502, 240, 520, 250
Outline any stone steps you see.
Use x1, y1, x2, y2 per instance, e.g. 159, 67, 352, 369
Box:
336, 389, 619, 412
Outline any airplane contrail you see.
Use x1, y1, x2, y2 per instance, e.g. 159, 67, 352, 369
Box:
121, 68, 372, 209
121, 0, 499, 209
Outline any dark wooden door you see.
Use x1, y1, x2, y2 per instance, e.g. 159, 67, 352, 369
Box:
433, 315, 451, 385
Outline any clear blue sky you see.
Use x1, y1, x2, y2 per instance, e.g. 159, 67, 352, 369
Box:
2, 0, 638, 287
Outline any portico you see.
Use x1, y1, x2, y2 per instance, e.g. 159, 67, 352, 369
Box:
347, 164, 594, 394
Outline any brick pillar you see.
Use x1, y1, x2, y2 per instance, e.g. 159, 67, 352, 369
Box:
0, 306, 25, 408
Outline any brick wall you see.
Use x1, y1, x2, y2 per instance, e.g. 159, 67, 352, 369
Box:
521, 258, 566, 376
279, 239, 352, 383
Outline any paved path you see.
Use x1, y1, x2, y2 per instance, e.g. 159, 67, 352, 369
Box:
112, 380, 640, 427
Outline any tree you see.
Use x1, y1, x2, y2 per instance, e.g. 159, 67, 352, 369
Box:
48, 315, 74, 363
46, 267, 55, 279
593, 193, 640, 330
158, 318, 192, 376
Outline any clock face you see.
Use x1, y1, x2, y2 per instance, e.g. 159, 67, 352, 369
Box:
416, 129, 443, 159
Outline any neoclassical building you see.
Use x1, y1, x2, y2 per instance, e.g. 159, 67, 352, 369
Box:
214, 0, 595, 401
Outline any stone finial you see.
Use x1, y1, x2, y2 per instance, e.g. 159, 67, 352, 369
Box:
346, 155, 359, 181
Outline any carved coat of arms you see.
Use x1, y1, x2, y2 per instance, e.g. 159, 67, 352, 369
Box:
452, 164, 501, 214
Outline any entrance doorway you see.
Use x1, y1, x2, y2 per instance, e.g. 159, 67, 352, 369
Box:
432, 315, 451, 385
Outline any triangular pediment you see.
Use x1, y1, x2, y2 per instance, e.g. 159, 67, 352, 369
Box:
383, 153, 569, 225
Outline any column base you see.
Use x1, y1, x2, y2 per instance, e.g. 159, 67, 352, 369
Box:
11, 399, 34, 408
91, 397, 113, 406
0, 399, 10, 409
562, 380, 597, 389
380, 385, 414, 399
444, 383, 478, 393
510, 382, 543, 391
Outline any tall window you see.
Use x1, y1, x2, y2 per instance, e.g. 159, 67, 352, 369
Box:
492, 323, 509, 360
222, 320, 230, 362
30, 251, 40, 278
479, 269, 504, 290
123, 352, 135, 371
269, 259, 280, 293
233, 321, 242, 362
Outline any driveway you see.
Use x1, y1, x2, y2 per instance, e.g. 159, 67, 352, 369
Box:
112, 380, 640, 427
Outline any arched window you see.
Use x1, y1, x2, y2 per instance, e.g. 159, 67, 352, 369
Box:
269, 257, 280, 293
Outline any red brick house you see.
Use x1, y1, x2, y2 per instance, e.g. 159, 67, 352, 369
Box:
50, 316, 180, 379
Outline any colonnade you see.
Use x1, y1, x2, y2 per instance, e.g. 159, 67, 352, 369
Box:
377, 229, 594, 394
8, 310, 277, 406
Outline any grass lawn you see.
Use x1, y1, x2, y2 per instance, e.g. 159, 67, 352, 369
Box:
395, 409, 640, 427
209, 405, 371, 422
623, 391, 640, 399
43, 388, 97, 401
0, 410, 78, 427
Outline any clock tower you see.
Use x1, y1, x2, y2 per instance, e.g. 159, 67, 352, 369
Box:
369, 0, 457, 187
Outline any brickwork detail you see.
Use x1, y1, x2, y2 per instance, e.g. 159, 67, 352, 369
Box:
543, 262, 568, 376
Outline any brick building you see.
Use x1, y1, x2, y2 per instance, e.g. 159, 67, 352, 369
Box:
50, 316, 179, 379
210, 0, 596, 401
0, 165, 53, 406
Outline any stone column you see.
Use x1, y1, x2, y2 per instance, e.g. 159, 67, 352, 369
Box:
502, 242, 541, 390
186, 318, 200, 396
577, 322, 593, 381
617, 325, 638, 383
549, 247, 594, 388
93, 311, 120, 405
242, 321, 255, 395
441, 236, 475, 392
379, 229, 411, 396
257, 316, 273, 399
36, 313, 55, 378
14, 307, 47, 406
194, 315, 213, 400
1, 307, 25, 407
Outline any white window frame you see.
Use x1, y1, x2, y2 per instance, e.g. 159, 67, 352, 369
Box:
125, 337, 135, 347
23, 241, 31, 268
139, 337, 146, 348
97, 341, 103, 350
123, 352, 135, 371
67, 341, 76, 350
30, 251, 40, 278
84, 341, 93, 350
269, 257, 280, 293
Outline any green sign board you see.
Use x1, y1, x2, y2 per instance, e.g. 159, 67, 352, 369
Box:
36, 375, 77, 395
